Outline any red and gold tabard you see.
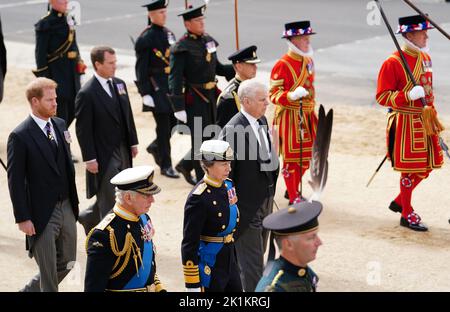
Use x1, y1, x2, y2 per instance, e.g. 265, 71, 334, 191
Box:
269, 49, 317, 164
376, 45, 443, 173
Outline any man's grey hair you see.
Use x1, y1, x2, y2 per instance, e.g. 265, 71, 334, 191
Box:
275, 233, 301, 252
115, 187, 136, 205
237, 78, 268, 104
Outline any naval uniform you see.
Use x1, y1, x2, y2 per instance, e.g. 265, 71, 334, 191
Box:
181, 175, 242, 292
85, 205, 164, 292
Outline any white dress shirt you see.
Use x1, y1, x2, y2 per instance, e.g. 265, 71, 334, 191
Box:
30, 113, 58, 144
94, 72, 114, 97
241, 108, 270, 158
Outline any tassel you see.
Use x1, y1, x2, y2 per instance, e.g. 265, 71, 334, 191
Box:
422, 106, 445, 136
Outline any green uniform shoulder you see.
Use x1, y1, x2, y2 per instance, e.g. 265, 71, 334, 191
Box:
35, 13, 52, 31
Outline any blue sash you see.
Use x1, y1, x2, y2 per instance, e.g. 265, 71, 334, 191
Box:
198, 180, 238, 287
124, 215, 154, 289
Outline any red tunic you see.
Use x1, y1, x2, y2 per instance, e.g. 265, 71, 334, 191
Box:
269, 50, 317, 164
376, 45, 443, 172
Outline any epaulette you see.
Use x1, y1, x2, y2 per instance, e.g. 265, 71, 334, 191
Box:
192, 182, 207, 195
171, 39, 188, 54
95, 213, 116, 231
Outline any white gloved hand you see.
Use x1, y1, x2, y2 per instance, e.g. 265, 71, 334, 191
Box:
186, 287, 202, 292
408, 86, 425, 101
174, 110, 187, 123
143, 95, 155, 108
287, 86, 309, 101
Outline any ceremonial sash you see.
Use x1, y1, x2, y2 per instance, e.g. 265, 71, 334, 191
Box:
124, 215, 154, 289
198, 180, 238, 287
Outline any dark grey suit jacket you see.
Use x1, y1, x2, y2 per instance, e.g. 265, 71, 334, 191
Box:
7, 116, 79, 250
220, 112, 279, 237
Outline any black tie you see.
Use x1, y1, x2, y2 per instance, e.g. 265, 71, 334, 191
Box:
257, 119, 270, 162
107, 80, 116, 99
45, 121, 58, 157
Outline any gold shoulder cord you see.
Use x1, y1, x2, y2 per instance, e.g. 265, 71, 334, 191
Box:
268, 269, 284, 290
108, 226, 143, 279
85, 227, 96, 252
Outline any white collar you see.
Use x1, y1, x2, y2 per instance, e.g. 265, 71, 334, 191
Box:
30, 113, 50, 130
94, 72, 112, 86
286, 40, 314, 58
241, 108, 259, 126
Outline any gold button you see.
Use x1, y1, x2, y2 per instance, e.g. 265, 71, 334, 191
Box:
218, 213, 222, 217
207, 189, 211, 193
298, 269, 306, 277
213, 201, 217, 205
127, 224, 130, 229
222, 225, 226, 229
232, 229, 236, 232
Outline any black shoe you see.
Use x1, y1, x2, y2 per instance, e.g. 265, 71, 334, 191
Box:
146, 144, 161, 167
161, 167, 180, 179
400, 217, 428, 232
175, 164, 197, 186
389, 201, 402, 213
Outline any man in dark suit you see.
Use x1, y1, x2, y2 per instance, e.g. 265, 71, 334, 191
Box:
134, 0, 179, 178
76, 46, 139, 235
7, 77, 79, 292
220, 78, 279, 292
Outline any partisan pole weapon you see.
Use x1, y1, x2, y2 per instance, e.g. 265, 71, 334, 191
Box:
368, 0, 449, 185
234, 0, 239, 50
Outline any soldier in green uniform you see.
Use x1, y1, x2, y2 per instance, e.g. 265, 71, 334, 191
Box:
84, 166, 166, 292
169, 4, 235, 185
33, 0, 86, 133
181, 140, 242, 292
134, 0, 179, 179
216, 45, 260, 129
255, 200, 323, 292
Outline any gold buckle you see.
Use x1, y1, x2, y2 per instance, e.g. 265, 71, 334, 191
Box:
67, 51, 78, 59
203, 81, 216, 90
164, 66, 170, 74
223, 234, 233, 243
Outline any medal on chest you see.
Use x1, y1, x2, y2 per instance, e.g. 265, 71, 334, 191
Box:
306, 60, 314, 75
167, 31, 176, 45
422, 59, 432, 73
205, 41, 216, 62
227, 186, 238, 205
140, 220, 155, 242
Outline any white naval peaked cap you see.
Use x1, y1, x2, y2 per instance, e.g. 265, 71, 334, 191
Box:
110, 165, 161, 195
199, 139, 234, 161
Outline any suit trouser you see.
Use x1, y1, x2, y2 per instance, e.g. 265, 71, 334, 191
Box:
79, 143, 130, 234
148, 112, 177, 169
235, 196, 273, 292
21, 199, 77, 292
56, 96, 76, 128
